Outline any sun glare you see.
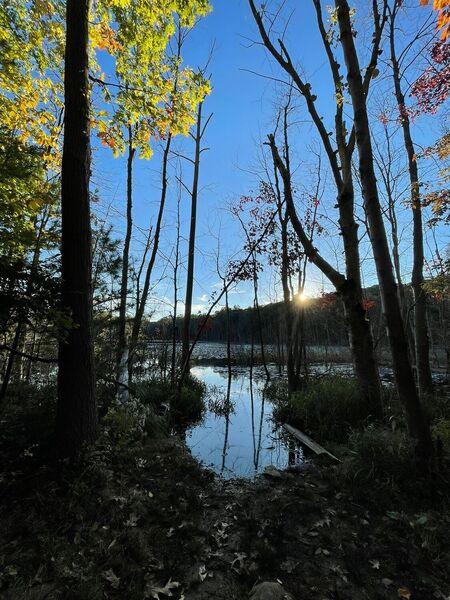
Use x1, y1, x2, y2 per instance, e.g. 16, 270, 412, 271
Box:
297, 292, 308, 304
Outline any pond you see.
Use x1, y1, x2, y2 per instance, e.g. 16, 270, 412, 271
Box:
186, 364, 303, 479
185, 359, 406, 479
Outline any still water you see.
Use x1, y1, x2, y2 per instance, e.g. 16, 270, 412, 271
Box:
186, 364, 303, 478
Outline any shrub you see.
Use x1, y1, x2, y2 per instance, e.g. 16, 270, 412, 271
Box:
272, 376, 374, 442
102, 403, 147, 451
135, 378, 171, 410
134, 375, 206, 426
432, 418, 450, 455
170, 382, 206, 425
422, 391, 450, 423
340, 426, 415, 486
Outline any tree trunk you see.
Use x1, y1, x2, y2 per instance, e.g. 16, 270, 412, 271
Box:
0, 324, 22, 400
268, 135, 382, 416
248, 0, 382, 411
252, 256, 270, 380
128, 134, 172, 381
116, 126, 135, 399
336, 0, 433, 460
181, 102, 203, 373
171, 191, 181, 386
57, 0, 96, 458
389, 7, 433, 395
280, 215, 298, 392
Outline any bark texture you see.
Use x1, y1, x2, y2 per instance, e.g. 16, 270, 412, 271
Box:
57, 0, 96, 457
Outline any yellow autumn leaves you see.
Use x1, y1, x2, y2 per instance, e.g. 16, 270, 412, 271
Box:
0, 0, 212, 258
92, 0, 212, 159
0, 0, 212, 167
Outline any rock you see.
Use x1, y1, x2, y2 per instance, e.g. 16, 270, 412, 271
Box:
263, 465, 283, 479
249, 581, 295, 600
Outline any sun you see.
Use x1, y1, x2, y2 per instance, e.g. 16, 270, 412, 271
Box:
296, 292, 308, 304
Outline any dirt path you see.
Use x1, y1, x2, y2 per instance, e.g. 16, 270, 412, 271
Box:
1, 430, 449, 600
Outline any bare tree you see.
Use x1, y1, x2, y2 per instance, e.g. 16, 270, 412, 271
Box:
248, 0, 384, 413
116, 125, 135, 401
335, 0, 433, 462
128, 132, 173, 383
388, 0, 434, 394
181, 101, 212, 372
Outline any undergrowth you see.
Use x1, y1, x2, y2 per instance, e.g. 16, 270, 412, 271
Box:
271, 375, 375, 442
0, 382, 209, 599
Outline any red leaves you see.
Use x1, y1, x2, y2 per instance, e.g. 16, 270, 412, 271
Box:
319, 291, 338, 306
411, 42, 450, 113
362, 298, 377, 311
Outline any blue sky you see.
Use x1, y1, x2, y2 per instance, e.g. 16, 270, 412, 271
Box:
91, 0, 448, 319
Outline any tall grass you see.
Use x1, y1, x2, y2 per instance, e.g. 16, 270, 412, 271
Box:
271, 376, 375, 442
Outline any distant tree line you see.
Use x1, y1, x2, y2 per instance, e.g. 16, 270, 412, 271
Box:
145, 285, 448, 365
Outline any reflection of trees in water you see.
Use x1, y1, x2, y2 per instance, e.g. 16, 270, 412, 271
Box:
207, 384, 235, 417
221, 369, 233, 474
253, 382, 265, 471
193, 359, 307, 476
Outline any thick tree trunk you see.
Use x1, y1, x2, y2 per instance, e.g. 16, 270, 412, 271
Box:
389, 10, 433, 395
336, 0, 433, 459
116, 127, 135, 399
181, 102, 203, 373
341, 285, 381, 409
57, 0, 96, 457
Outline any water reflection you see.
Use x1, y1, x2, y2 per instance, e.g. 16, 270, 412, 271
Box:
186, 365, 303, 478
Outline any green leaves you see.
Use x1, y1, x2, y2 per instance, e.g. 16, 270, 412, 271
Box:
92, 0, 212, 159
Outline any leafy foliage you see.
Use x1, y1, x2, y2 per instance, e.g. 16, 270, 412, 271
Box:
93, 0, 212, 158
0, 128, 58, 256
411, 42, 450, 113
420, 0, 450, 41
0, 0, 65, 169
0, 255, 61, 336
272, 376, 375, 443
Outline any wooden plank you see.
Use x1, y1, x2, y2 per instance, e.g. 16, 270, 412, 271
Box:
283, 423, 340, 462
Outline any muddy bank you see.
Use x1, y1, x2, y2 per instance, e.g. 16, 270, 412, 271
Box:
2, 420, 449, 600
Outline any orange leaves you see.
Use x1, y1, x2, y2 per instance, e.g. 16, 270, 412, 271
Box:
420, 0, 450, 9
98, 130, 116, 150
421, 0, 450, 40
91, 21, 123, 53
96, 120, 121, 155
